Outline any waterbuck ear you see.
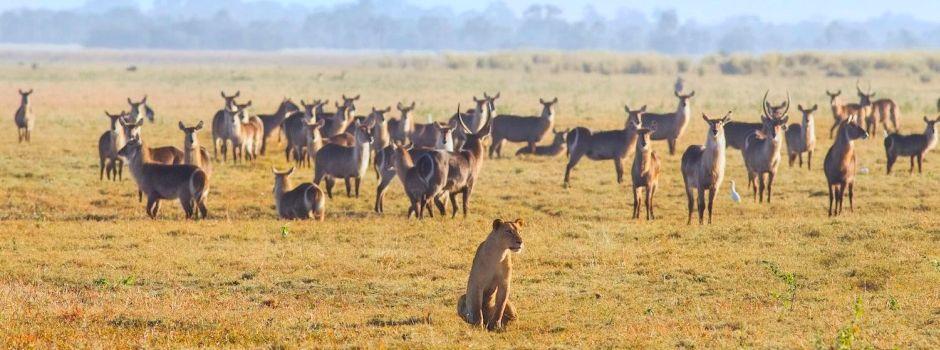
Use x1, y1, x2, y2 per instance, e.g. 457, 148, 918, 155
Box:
409, 101, 415, 109
624, 105, 631, 114
688, 90, 695, 97
925, 116, 930, 123
492, 219, 504, 231
141, 95, 148, 104
701, 113, 709, 122
639, 105, 647, 113
396, 102, 404, 111
234, 91, 240, 98
811, 104, 818, 112
539, 98, 545, 104
178, 121, 186, 131
127, 97, 133, 105
552, 97, 558, 104
383, 106, 391, 113
195, 120, 204, 130
798, 104, 805, 112
514, 218, 525, 227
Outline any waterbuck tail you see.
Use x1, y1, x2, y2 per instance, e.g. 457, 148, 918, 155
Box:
190, 169, 209, 202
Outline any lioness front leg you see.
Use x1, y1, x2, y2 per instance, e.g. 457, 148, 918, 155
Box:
487, 281, 510, 331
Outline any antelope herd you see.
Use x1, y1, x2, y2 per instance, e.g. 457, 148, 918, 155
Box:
10, 81, 940, 223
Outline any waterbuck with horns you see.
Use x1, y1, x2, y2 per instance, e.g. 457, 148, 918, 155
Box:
681, 111, 732, 225
741, 103, 789, 203
724, 91, 788, 150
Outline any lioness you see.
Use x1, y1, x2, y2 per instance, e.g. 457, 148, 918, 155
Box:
457, 218, 525, 331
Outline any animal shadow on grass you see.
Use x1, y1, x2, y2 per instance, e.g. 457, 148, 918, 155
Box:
365, 314, 433, 328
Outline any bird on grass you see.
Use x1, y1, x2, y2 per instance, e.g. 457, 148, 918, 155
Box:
729, 180, 741, 203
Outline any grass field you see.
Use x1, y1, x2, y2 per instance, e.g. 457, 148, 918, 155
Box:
0, 50, 938, 348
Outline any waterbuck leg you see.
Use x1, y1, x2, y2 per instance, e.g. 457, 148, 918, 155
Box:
344, 178, 352, 197
828, 184, 834, 217
706, 188, 716, 224
632, 187, 639, 219
354, 177, 361, 197
766, 172, 775, 203
685, 186, 694, 225
847, 182, 855, 212
696, 187, 706, 225
614, 159, 624, 184
807, 151, 812, 170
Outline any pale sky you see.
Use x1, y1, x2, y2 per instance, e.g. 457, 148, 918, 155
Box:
4, 0, 940, 24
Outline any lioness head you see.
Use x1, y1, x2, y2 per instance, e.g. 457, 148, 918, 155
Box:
492, 219, 525, 253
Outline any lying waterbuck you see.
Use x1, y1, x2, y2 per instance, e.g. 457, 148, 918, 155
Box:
563, 105, 643, 187
98, 111, 128, 181
681, 111, 732, 225
824, 114, 869, 216
257, 97, 300, 155
118, 137, 209, 220
725, 91, 788, 150
825, 90, 848, 139
390, 143, 448, 219
742, 105, 789, 203
431, 104, 492, 217
212, 90, 241, 160
314, 120, 374, 198
178, 121, 213, 176
785, 104, 817, 169
515, 128, 567, 157
272, 167, 326, 221
884, 116, 939, 174
489, 97, 557, 158
640, 90, 695, 155
14, 89, 34, 143
375, 124, 453, 214
126, 95, 155, 124
631, 125, 661, 220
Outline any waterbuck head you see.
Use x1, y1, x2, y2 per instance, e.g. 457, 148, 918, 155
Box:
369, 106, 392, 125
127, 95, 153, 123
702, 111, 733, 140
300, 99, 326, 119
397, 101, 416, 120
856, 80, 875, 106
353, 119, 375, 145
278, 97, 300, 115
797, 104, 818, 125
550, 128, 568, 146
105, 110, 126, 130
18, 89, 33, 103
234, 100, 253, 124
922, 115, 940, 136
221, 90, 240, 111
825, 89, 842, 105
484, 92, 501, 114
539, 97, 558, 118
839, 115, 869, 141
306, 119, 325, 141
178, 120, 205, 151
624, 105, 646, 131
272, 166, 295, 193
674, 90, 695, 108
636, 123, 658, 151
455, 103, 492, 142
341, 94, 360, 116
433, 122, 455, 151
471, 95, 488, 116
761, 90, 790, 120
116, 136, 143, 162
119, 116, 144, 139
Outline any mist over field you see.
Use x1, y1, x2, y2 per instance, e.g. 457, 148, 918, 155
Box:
1, 0, 939, 52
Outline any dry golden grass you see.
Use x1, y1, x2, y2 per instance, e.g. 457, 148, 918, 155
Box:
0, 51, 938, 348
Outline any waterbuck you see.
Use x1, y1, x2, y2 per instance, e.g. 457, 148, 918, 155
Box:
681, 111, 732, 225
785, 104, 817, 169
640, 90, 695, 155
126, 95, 155, 124
390, 143, 448, 219
118, 137, 209, 220
515, 129, 567, 157
884, 116, 939, 174
272, 167, 326, 221
725, 91, 788, 150
450, 93, 497, 150
375, 125, 453, 214
320, 102, 354, 138
825, 90, 848, 139
824, 114, 869, 216
178, 121, 213, 176
257, 97, 300, 155
14, 89, 34, 143
864, 85, 901, 136
432, 104, 492, 218
741, 105, 789, 203
489, 97, 557, 158
851, 81, 875, 133
225, 101, 264, 163
563, 105, 643, 187
98, 111, 128, 181
388, 101, 416, 144
212, 90, 241, 160
631, 125, 661, 220
313, 120, 374, 198
119, 117, 184, 165
283, 100, 326, 167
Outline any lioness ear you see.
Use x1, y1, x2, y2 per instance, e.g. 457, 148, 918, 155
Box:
514, 218, 525, 227
492, 219, 503, 231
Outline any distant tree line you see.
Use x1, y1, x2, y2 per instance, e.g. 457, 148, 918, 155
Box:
0, 0, 938, 53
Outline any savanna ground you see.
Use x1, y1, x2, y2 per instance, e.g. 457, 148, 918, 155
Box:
0, 49, 938, 348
